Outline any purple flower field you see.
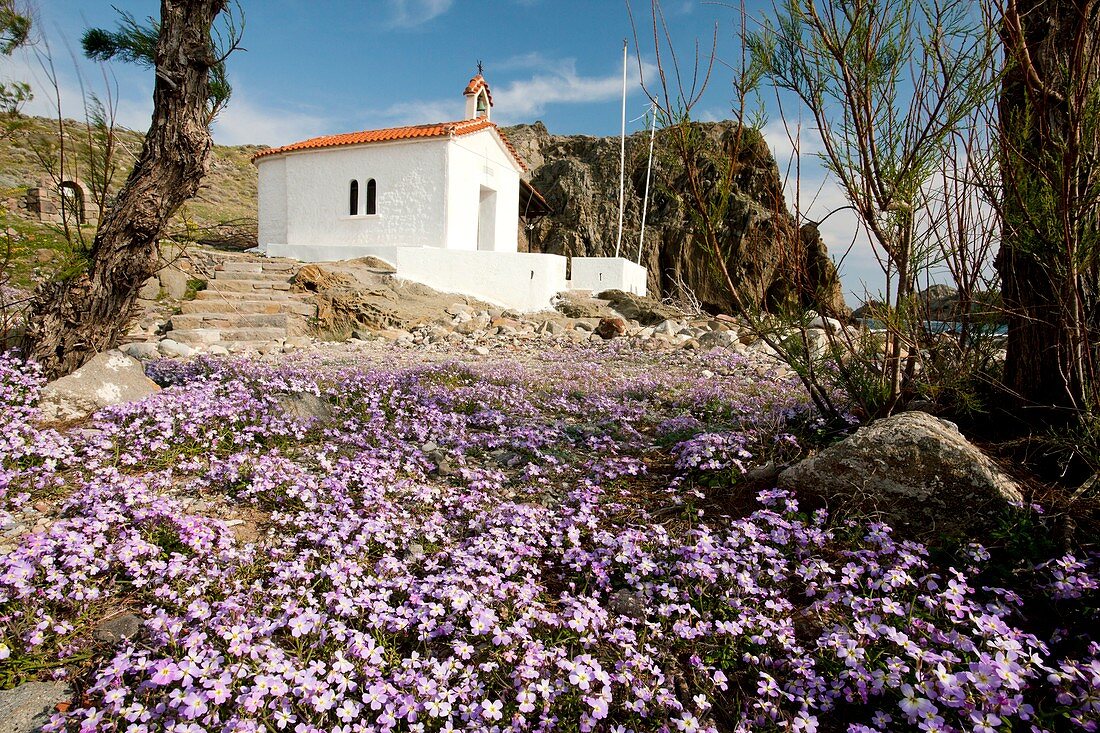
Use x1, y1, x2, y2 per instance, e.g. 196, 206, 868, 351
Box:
0, 346, 1096, 732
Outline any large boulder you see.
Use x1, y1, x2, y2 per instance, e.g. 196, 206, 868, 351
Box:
596, 289, 686, 326
38, 350, 159, 422
294, 260, 491, 334
778, 411, 1023, 538
504, 121, 849, 318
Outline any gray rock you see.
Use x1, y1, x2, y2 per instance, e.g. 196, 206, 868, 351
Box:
608, 589, 647, 619
276, 393, 334, 423
123, 342, 161, 360
38, 350, 158, 421
208, 345, 230, 357
698, 330, 740, 349
138, 277, 160, 300
778, 411, 1024, 537
158, 339, 194, 358
0, 681, 70, 733
158, 267, 192, 300
92, 613, 143, 643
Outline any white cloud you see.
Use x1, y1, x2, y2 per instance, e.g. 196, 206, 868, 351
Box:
386, 0, 454, 28
491, 55, 655, 123
373, 99, 464, 127
212, 95, 332, 146
759, 118, 822, 167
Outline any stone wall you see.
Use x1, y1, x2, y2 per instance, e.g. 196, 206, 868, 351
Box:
24, 178, 98, 226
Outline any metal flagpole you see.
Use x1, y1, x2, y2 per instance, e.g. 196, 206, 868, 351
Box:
637, 103, 657, 264
615, 39, 627, 259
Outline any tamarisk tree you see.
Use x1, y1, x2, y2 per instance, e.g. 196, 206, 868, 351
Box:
998, 0, 1100, 416
22, 0, 238, 378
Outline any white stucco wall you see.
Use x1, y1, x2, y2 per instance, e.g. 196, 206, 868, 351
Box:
257, 138, 450, 249
257, 157, 287, 247
262, 243, 567, 311
570, 258, 648, 296
444, 130, 521, 252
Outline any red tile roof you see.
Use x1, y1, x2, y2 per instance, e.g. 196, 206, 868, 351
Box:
462, 74, 493, 107
251, 117, 526, 170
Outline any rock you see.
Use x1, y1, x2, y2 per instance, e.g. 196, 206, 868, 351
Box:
123, 342, 161, 360
596, 317, 627, 339
158, 267, 192, 300
208, 344, 230, 356
38, 350, 158, 421
807, 312, 844, 333
454, 317, 490, 336
375, 328, 412, 342
490, 317, 523, 331
608, 589, 647, 619
276, 393, 335, 423
597, 289, 685, 326
471, 345, 491, 356
92, 613, 143, 643
778, 411, 1024, 538
284, 336, 310, 350
296, 262, 491, 334
535, 320, 565, 336
553, 292, 618, 320
138, 277, 161, 300
0, 681, 70, 733
157, 339, 194, 358
698, 330, 740, 349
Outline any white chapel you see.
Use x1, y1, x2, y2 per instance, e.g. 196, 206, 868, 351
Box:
253, 73, 646, 311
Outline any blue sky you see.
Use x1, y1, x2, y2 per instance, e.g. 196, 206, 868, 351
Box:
11, 0, 881, 304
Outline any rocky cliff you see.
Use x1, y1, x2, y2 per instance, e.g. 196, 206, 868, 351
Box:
504, 121, 848, 317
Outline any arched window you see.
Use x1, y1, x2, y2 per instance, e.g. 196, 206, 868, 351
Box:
59, 181, 85, 224
349, 180, 359, 216
366, 179, 377, 215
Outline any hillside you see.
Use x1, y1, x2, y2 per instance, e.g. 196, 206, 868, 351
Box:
0, 115, 262, 288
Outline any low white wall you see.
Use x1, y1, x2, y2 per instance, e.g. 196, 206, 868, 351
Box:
569, 258, 648, 296
264, 243, 567, 312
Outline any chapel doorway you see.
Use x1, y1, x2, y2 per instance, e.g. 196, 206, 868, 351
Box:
477, 186, 497, 251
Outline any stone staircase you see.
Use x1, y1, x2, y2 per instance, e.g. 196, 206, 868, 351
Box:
166, 256, 317, 348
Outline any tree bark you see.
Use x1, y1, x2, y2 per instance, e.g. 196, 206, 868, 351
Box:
22, 0, 226, 378
998, 0, 1100, 416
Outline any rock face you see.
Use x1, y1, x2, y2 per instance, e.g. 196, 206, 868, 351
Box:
38, 350, 158, 421
294, 260, 492, 333
504, 121, 848, 317
779, 411, 1023, 538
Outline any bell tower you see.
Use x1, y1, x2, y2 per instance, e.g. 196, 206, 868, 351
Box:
463, 63, 493, 121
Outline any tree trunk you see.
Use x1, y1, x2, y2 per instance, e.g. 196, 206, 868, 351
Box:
22, 0, 226, 378
998, 0, 1100, 416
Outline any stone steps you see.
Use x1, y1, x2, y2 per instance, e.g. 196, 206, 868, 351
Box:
166, 253, 316, 348
168, 326, 290, 345
194, 290, 293, 301
205, 279, 294, 293
212, 270, 296, 282
180, 299, 314, 316
169, 313, 290, 330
